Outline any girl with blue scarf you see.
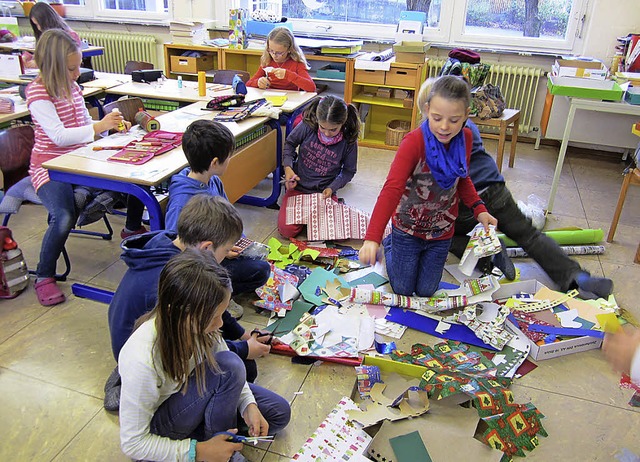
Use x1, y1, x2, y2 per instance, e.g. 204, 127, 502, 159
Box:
360, 76, 497, 297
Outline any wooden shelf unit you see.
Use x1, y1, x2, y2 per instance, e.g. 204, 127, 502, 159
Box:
348, 61, 426, 150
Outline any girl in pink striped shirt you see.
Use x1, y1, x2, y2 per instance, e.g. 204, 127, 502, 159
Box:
27, 29, 129, 306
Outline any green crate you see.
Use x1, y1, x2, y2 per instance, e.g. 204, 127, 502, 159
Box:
547, 76, 623, 101
140, 98, 181, 112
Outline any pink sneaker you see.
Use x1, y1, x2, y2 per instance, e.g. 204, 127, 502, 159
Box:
120, 226, 148, 240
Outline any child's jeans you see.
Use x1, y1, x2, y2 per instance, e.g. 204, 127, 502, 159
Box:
222, 256, 270, 296
150, 351, 291, 440
277, 189, 338, 239
36, 180, 76, 278
383, 226, 451, 297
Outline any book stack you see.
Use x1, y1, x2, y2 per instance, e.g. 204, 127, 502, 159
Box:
169, 20, 207, 45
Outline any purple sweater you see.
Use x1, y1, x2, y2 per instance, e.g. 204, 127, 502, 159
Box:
283, 122, 357, 193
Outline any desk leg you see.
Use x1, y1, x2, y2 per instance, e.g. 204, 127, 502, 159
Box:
236, 120, 283, 207
508, 116, 520, 168
85, 95, 104, 119
547, 102, 576, 213
496, 121, 507, 173
47, 170, 164, 230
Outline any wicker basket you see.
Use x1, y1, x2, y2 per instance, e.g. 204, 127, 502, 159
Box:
385, 120, 411, 146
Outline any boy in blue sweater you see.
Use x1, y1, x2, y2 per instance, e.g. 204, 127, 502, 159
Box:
450, 120, 613, 299
105, 195, 272, 411
165, 119, 270, 316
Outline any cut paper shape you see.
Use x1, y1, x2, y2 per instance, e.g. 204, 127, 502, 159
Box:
298, 267, 350, 306
347, 383, 430, 427
435, 320, 451, 334
389, 431, 432, 462
556, 308, 583, 328
349, 271, 389, 288
291, 397, 372, 461
456, 303, 514, 350
459, 224, 502, 277
254, 263, 299, 313
386, 307, 499, 350
527, 324, 605, 339
374, 318, 407, 338
278, 281, 300, 303
445, 262, 483, 283
290, 237, 341, 257
266, 299, 314, 336
534, 286, 615, 327
355, 365, 382, 398
596, 312, 622, 333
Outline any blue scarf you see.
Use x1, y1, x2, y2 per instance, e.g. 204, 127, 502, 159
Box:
421, 119, 468, 190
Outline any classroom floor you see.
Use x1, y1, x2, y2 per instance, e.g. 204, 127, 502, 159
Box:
1, 139, 640, 461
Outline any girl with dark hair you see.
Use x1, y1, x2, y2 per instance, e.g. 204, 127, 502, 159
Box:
278, 95, 361, 238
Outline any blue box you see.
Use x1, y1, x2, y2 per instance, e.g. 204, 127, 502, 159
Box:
247, 20, 293, 37
316, 63, 346, 81
399, 10, 426, 23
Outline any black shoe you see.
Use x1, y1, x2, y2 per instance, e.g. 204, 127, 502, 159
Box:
492, 240, 516, 281
104, 367, 121, 412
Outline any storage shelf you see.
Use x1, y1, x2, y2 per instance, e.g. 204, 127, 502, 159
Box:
353, 81, 414, 91
358, 129, 398, 150
352, 94, 408, 108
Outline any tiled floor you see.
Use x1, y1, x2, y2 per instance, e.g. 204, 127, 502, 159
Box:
1, 139, 640, 461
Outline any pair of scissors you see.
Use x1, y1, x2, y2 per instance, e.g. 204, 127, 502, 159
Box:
214, 431, 274, 446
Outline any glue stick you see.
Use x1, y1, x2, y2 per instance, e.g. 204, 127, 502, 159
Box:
112, 108, 126, 132
198, 71, 206, 97
178, 75, 183, 89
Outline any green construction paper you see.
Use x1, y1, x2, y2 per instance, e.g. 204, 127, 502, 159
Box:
298, 267, 350, 305
300, 248, 321, 260
349, 272, 389, 288
265, 300, 314, 335
268, 238, 302, 268
498, 228, 604, 247
390, 431, 432, 462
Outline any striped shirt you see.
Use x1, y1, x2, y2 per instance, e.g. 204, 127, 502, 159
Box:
26, 78, 94, 191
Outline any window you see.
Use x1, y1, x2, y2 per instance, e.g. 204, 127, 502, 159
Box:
53, 0, 169, 21
281, 0, 588, 52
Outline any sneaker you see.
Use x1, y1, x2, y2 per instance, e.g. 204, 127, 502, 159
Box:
492, 239, 516, 281
120, 225, 149, 240
227, 299, 244, 320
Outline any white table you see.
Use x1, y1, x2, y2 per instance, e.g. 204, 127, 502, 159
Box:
547, 97, 640, 212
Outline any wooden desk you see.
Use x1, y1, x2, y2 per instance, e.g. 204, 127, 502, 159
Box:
470, 108, 521, 173
547, 98, 640, 213
0, 41, 104, 58
105, 79, 317, 137
43, 100, 280, 229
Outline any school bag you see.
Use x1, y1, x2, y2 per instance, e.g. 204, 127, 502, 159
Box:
471, 83, 506, 119
0, 226, 29, 299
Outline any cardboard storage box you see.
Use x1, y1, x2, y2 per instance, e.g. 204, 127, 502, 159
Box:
393, 41, 430, 64
493, 280, 603, 360
316, 63, 346, 80
385, 67, 417, 87
547, 75, 623, 101
552, 59, 607, 80
354, 69, 386, 85
170, 54, 215, 74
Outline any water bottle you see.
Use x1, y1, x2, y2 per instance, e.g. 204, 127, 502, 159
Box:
178, 75, 183, 89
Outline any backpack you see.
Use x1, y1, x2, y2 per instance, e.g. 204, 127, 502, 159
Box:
0, 226, 29, 299
471, 84, 506, 119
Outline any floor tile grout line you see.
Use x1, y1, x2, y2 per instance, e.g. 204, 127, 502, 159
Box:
48, 406, 105, 462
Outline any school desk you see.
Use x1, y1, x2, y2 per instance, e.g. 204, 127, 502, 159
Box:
103, 79, 317, 136
0, 41, 104, 59
547, 97, 640, 213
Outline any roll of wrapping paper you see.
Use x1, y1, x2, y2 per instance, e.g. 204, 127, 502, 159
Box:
198, 71, 206, 97
134, 110, 161, 132
498, 228, 604, 247
349, 287, 467, 313
506, 245, 605, 258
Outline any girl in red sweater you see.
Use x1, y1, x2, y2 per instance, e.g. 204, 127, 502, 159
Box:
246, 27, 316, 92
359, 76, 497, 297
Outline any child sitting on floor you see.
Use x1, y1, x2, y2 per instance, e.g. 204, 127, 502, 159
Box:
278, 95, 361, 238
118, 249, 290, 462
165, 119, 270, 318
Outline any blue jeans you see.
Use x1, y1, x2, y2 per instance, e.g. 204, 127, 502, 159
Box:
222, 256, 270, 296
383, 226, 451, 297
36, 180, 77, 278
150, 351, 290, 440
452, 183, 581, 292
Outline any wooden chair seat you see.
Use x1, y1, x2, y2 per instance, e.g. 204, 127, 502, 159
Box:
470, 108, 521, 173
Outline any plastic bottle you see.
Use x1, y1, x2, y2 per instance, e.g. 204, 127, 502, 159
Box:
198, 71, 206, 97
112, 108, 125, 132
178, 75, 183, 89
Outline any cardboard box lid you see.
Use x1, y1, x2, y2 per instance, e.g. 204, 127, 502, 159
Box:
554, 59, 605, 70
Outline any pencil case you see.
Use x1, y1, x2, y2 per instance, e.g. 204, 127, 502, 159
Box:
108, 130, 183, 165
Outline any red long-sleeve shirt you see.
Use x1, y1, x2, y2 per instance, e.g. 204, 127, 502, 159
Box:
365, 126, 487, 243
246, 58, 316, 92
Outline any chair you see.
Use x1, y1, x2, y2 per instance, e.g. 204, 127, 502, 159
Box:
212, 70, 250, 85
470, 108, 521, 173
0, 126, 71, 280
607, 167, 640, 242
103, 97, 146, 128
124, 61, 154, 75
